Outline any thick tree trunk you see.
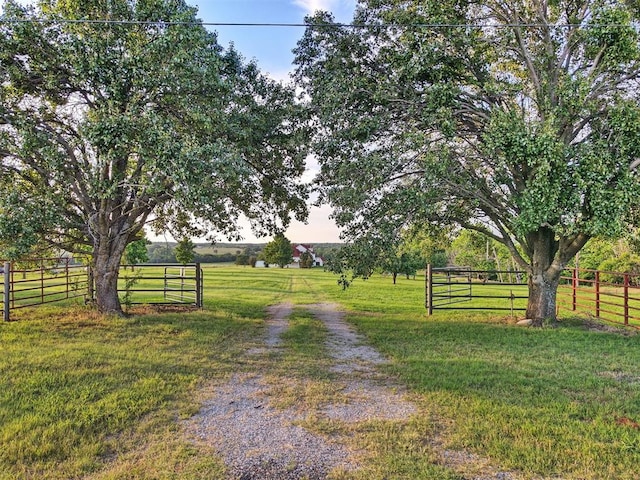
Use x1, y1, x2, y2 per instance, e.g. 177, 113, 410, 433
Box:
525, 227, 561, 325
526, 272, 560, 325
93, 236, 128, 315
523, 227, 589, 326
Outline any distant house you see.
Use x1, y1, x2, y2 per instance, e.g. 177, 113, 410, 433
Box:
291, 244, 324, 267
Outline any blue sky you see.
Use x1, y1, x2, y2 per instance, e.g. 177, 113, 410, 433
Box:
194, 0, 356, 81
0, 0, 357, 243
189, 0, 357, 243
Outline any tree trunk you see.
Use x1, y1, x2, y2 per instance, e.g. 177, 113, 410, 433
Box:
525, 227, 562, 325
526, 272, 560, 325
93, 236, 128, 315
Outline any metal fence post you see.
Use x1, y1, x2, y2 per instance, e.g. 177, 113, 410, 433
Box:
624, 273, 630, 326
572, 267, 577, 311
195, 263, 202, 308
3, 262, 10, 321
40, 258, 44, 304
65, 257, 70, 299
595, 270, 601, 318
426, 264, 433, 315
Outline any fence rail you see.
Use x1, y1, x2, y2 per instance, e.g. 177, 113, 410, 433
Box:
557, 268, 640, 328
426, 265, 640, 329
2, 260, 203, 321
425, 265, 528, 315
2, 257, 89, 321
117, 264, 203, 307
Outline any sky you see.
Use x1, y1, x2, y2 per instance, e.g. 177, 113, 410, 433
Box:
0, 0, 357, 244
188, 0, 357, 244
194, 0, 356, 81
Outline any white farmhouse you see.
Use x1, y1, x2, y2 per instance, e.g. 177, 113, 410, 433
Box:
291, 244, 324, 267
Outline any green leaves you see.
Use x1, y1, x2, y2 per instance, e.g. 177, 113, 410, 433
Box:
482, 111, 575, 237
294, 0, 640, 286
262, 233, 294, 268
174, 237, 195, 266
0, 190, 60, 260
0, 0, 308, 258
585, 4, 639, 65
1, 0, 309, 311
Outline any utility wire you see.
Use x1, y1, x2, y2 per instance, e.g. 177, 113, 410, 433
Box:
0, 18, 636, 29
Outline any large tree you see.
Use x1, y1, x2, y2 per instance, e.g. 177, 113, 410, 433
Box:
294, 0, 640, 324
174, 237, 195, 265
0, 0, 308, 314
262, 233, 293, 268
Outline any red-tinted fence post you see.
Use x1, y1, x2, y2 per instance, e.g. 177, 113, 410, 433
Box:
624, 273, 630, 326
595, 270, 601, 318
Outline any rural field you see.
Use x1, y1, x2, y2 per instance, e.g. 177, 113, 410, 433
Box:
1, 266, 639, 479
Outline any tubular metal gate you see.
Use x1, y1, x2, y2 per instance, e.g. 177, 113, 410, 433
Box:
425, 264, 528, 315
557, 268, 640, 328
2, 257, 89, 321
116, 263, 203, 308
2, 260, 203, 321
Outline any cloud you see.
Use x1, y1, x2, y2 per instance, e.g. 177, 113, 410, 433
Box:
292, 0, 353, 15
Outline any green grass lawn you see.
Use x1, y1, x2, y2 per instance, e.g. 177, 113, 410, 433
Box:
1, 266, 639, 479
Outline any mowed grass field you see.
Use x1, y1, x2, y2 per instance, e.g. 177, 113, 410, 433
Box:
1, 266, 639, 479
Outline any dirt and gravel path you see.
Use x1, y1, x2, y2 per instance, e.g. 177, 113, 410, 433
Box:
185, 303, 523, 480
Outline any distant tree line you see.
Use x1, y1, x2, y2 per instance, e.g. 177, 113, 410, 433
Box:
328, 226, 640, 287
145, 244, 233, 264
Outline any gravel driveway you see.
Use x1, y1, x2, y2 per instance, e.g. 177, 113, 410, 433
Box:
185, 303, 523, 480
185, 303, 416, 479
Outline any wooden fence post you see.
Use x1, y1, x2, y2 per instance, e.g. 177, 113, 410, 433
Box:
3, 261, 10, 322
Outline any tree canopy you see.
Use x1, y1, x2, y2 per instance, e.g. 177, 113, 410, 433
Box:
262, 233, 293, 268
294, 0, 640, 323
123, 233, 150, 269
174, 237, 195, 265
0, 0, 308, 313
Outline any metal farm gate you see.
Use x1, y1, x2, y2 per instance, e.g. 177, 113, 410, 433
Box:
115, 263, 203, 308
2, 257, 89, 321
425, 264, 528, 316
557, 268, 640, 328
2, 260, 203, 321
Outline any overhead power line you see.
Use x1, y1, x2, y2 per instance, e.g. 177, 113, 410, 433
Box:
0, 18, 636, 29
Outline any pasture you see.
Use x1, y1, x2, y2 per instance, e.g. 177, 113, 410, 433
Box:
1, 266, 639, 479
